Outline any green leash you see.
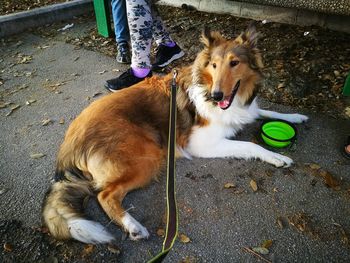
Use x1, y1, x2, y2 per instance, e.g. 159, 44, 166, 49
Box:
148, 70, 179, 263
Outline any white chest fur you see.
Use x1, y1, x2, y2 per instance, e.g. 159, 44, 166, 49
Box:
185, 84, 259, 157
188, 84, 259, 137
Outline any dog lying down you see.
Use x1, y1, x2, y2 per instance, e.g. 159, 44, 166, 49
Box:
42, 26, 308, 244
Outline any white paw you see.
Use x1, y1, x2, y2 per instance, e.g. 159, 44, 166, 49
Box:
122, 213, 149, 241
286, 114, 309, 123
266, 152, 293, 167
128, 222, 149, 241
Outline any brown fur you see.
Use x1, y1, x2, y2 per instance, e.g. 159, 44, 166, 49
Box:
42, 27, 264, 241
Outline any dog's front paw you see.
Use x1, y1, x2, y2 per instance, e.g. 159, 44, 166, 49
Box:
266, 153, 293, 168
122, 213, 149, 241
287, 114, 309, 123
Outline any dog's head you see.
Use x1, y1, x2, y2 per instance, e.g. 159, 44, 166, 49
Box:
193, 25, 263, 109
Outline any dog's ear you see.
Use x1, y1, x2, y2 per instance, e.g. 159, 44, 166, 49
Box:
201, 27, 224, 48
235, 23, 259, 48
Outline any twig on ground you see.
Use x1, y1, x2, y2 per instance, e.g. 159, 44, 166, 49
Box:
242, 247, 272, 263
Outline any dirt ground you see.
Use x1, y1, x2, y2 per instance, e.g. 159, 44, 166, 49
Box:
0, 0, 71, 15
1, 3, 350, 263
21, 5, 350, 120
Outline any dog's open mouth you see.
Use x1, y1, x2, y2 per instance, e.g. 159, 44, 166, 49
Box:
217, 80, 240, 110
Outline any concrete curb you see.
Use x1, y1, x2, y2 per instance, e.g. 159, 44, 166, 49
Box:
158, 0, 350, 33
0, 0, 93, 38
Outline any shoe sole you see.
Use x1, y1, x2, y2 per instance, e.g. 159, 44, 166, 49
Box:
116, 58, 131, 64
153, 51, 185, 69
104, 74, 152, 93
104, 83, 119, 93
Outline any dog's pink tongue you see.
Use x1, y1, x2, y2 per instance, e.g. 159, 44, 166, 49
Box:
218, 99, 230, 109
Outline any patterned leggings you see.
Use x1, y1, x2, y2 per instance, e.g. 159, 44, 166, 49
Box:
125, 0, 173, 69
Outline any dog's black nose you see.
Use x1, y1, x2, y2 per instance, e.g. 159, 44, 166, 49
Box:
212, 91, 224, 101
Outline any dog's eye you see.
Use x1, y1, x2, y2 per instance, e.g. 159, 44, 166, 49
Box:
230, 61, 239, 67
212, 63, 216, 69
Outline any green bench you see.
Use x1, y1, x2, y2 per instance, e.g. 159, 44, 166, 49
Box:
93, 0, 112, 37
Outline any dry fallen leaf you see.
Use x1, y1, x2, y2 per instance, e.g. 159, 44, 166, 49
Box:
250, 180, 258, 192
345, 106, 350, 118
3, 242, 13, 252
30, 153, 45, 159
224, 182, 236, 189
309, 163, 321, 170
179, 234, 191, 243
17, 55, 33, 64
107, 244, 121, 255
288, 212, 312, 233
82, 244, 94, 256
277, 82, 285, 89
180, 256, 198, 263
26, 99, 36, 105
39, 45, 50, 49
157, 228, 165, 237
320, 170, 340, 190
252, 247, 269, 255
261, 239, 273, 249
339, 227, 349, 246
277, 216, 284, 229
101, 40, 110, 46
41, 118, 52, 126
0, 101, 11, 108
25, 71, 33, 77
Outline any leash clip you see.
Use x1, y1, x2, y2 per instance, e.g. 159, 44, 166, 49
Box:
172, 69, 178, 88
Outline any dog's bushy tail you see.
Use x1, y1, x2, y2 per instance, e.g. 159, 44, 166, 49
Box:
42, 169, 114, 244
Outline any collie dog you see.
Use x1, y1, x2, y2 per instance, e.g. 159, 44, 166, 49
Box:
42, 26, 308, 244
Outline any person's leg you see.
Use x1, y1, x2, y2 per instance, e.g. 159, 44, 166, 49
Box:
105, 0, 184, 91
150, 4, 184, 70
127, 0, 153, 73
105, 0, 153, 92
111, 0, 129, 44
150, 4, 173, 46
111, 0, 130, 63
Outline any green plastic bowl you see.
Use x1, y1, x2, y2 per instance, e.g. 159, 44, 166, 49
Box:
261, 120, 297, 148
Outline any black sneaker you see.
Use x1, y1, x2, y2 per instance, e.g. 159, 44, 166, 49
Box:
105, 68, 152, 92
116, 42, 131, 64
152, 43, 184, 70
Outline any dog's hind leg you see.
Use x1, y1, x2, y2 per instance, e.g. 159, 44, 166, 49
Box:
97, 177, 150, 241
258, 109, 308, 123
93, 137, 164, 241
